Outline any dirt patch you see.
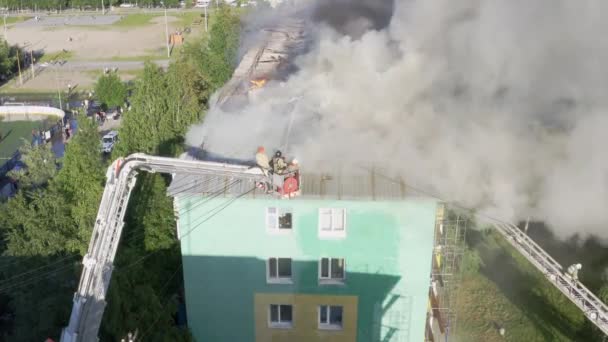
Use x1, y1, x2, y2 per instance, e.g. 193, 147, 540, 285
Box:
7, 16, 182, 60
151, 15, 179, 25
11, 69, 137, 92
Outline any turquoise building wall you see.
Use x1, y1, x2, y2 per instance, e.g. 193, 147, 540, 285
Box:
177, 197, 437, 342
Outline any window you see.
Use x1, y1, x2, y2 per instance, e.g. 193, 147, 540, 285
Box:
318, 208, 346, 237
318, 305, 343, 330
267, 207, 292, 232
269, 304, 293, 328
267, 257, 292, 283
319, 258, 345, 284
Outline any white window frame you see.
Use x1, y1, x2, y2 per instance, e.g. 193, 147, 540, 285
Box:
318, 257, 346, 285
318, 305, 343, 330
318, 208, 346, 238
267, 257, 293, 284
266, 207, 293, 233
268, 304, 294, 329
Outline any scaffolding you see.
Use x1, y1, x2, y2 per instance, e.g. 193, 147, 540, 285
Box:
426, 204, 468, 342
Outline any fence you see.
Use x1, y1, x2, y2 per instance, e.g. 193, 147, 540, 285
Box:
0, 105, 65, 122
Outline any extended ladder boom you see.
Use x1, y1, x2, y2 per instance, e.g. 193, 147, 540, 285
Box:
60, 153, 608, 339
61, 153, 267, 342
493, 222, 608, 335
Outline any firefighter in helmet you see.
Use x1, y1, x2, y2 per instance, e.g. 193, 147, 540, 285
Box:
567, 263, 582, 282
256, 146, 270, 175
272, 150, 287, 174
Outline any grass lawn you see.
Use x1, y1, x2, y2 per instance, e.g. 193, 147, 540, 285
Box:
0, 85, 57, 94
0, 121, 41, 159
5, 16, 31, 25
112, 11, 211, 29
85, 69, 143, 79
176, 11, 206, 27
107, 52, 166, 62
38, 50, 75, 64
454, 229, 601, 341
112, 13, 161, 28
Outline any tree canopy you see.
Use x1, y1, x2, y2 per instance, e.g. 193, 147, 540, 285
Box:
94, 72, 127, 111
8, 140, 58, 189
101, 7, 241, 339
0, 5, 242, 340
0, 115, 104, 341
0, 39, 24, 82
184, 5, 241, 89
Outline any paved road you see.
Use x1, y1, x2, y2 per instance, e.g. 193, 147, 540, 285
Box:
15, 15, 122, 27
42, 59, 170, 71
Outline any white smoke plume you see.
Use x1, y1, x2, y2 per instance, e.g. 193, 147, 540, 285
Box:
187, 0, 608, 238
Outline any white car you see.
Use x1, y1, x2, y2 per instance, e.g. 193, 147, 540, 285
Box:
119, 3, 135, 8
194, 0, 210, 7
101, 130, 118, 153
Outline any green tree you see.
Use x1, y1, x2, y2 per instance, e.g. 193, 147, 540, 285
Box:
0, 115, 106, 340
165, 60, 209, 137
113, 63, 170, 157
0, 4, 243, 340
196, 6, 241, 89
8, 140, 58, 189
95, 72, 127, 111
600, 284, 608, 304
53, 115, 105, 253
2, 115, 104, 257
100, 174, 191, 341
0, 39, 22, 81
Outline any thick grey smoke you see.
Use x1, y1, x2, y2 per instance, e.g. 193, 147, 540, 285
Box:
188, 0, 608, 238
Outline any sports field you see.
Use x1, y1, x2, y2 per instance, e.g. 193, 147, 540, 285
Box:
0, 121, 41, 159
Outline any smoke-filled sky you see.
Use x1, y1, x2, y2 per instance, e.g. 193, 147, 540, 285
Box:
187, 0, 608, 238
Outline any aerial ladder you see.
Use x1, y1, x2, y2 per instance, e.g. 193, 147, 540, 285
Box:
60, 154, 608, 340
60, 153, 300, 342
492, 221, 608, 335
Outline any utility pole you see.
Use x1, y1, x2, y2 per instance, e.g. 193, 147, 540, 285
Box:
16, 49, 22, 86
163, 3, 170, 58
30, 50, 34, 79
53, 63, 62, 110
204, 5, 208, 32
3, 14, 7, 40
101, 0, 105, 14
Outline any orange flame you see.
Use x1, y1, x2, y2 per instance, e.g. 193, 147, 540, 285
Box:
249, 78, 267, 89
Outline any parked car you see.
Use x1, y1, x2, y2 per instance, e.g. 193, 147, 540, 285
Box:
194, 0, 210, 8
101, 131, 118, 154
119, 3, 135, 8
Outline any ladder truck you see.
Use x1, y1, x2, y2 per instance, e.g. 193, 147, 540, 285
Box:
60, 153, 301, 342
61, 154, 608, 341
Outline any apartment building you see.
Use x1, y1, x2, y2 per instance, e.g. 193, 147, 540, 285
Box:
169, 169, 458, 342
